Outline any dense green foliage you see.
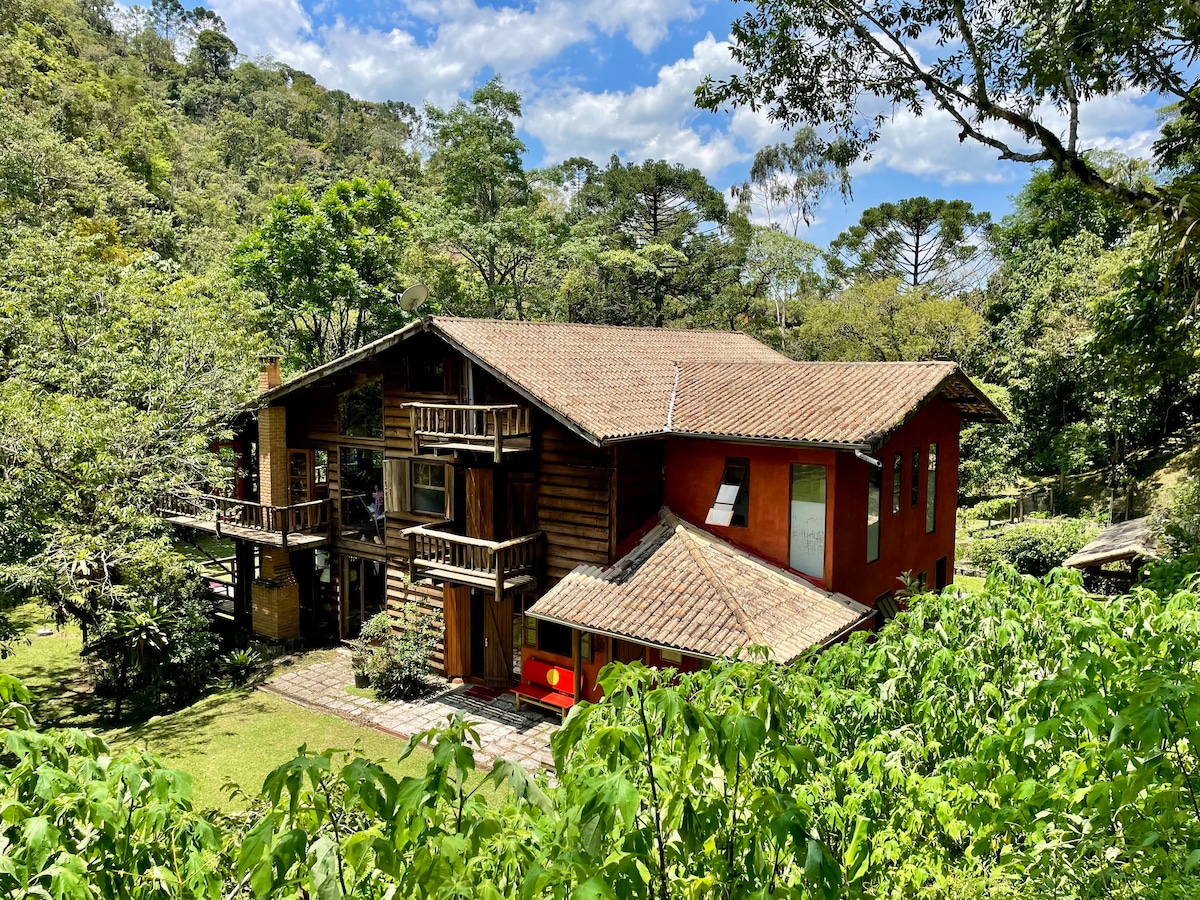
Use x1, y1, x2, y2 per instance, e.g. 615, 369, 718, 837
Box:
964, 519, 1100, 577
7, 570, 1200, 896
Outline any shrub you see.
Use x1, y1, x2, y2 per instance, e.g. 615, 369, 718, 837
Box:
969, 497, 1015, 522
369, 626, 437, 701
1159, 475, 1200, 556
220, 647, 262, 686
966, 518, 1099, 577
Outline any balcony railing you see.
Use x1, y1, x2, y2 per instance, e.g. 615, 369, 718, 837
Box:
405, 402, 533, 462
404, 522, 543, 602
158, 491, 331, 548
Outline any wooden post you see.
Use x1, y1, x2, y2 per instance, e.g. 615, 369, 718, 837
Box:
572, 628, 582, 703
408, 532, 417, 584
493, 409, 503, 463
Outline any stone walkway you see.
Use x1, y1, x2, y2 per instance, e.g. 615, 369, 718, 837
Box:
261, 651, 559, 771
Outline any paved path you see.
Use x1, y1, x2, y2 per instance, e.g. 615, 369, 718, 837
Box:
262, 652, 559, 771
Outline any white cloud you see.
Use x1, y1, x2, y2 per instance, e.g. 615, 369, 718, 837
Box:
210, 0, 711, 106
525, 34, 789, 174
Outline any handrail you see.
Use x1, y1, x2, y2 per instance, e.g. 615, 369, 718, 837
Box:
404, 402, 533, 462
158, 490, 330, 545
405, 524, 544, 600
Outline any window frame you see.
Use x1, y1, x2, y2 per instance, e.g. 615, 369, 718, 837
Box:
910, 448, 920, 507
411, 460, 449, 518
867, 461, 881, 563
337, 378, 384, 438
892, 453, 902, 514
926, 443, 938, 534
705, 457, 751, 528
406, 356, 450, 396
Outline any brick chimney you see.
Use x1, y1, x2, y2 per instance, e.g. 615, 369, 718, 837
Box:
252, 353, 300, 641
258, 354, 282, 395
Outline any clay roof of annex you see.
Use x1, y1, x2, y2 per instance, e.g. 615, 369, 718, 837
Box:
258, 316, 1004, 448
526, 509, 874, 662
1063, 517, 1161, 570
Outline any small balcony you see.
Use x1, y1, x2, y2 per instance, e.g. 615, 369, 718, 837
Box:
405, 403, 533, 462
159, 491, 331, 549
404, 522, 543, 602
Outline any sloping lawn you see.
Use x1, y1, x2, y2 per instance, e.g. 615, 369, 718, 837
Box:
1, 602, 425, 810
104, 689, 428, 810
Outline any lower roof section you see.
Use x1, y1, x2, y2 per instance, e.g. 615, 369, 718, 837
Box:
527, 508, 874, 663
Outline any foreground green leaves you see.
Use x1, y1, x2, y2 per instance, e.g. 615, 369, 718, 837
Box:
4, 568, 1200, 897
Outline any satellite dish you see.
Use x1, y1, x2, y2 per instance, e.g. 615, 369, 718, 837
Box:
399, 283, 429, 312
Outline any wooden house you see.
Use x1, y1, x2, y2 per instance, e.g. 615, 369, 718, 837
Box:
162, 317, 1002, 707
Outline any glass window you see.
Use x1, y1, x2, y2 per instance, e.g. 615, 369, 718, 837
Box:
523, 615, 538, 647
339, 448, 384, 539
412, 461, 447, 516
579, 631, 593, 663
338, 380, 383, 438
705, 458, 750, 527
867, 463, 881, 563
538, 619, 573, 657
892, 453, 902, 514
911, 448, 920, 507
408, 356, 447, 394
926, 443, 938, 533
789, 464, 827, 579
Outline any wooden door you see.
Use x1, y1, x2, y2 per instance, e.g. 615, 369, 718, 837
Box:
613, 639, 646, 664
465, 468, 495, 540
287, 449, 314, 505
442, 584, 471, 679
483, 591, 514, 687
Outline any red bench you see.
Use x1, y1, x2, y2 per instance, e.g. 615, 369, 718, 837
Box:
512, 659, 576, 718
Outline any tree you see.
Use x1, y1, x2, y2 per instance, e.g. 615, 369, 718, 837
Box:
233, 178, 414, 369
826, 196, 992, 293
743, 225, 821, 335
185, 29, 236, 81
424, 77, 542, 318
730, 127, 849, 235
792, 277, 984, 362
575, 155, 734, 326
697, 0, 1197, 227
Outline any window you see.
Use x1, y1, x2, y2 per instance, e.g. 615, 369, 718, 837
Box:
579, 631, 594, 663
659, 648, 683, 664
338, 380, 383, 438
892, 453, 902, 514
867, 462, 881, 563
412, 462, 448, 516
926, 443, 938, 533
408, 356, 447, 394
523, 615, 538, 647
706, 458, 750, 527
339, 447, 384, 538
789, 464, 827, 579
538, 619, 573, 657
910, 448, 920, 507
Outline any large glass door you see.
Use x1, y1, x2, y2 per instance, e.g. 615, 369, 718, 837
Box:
344, 555, 386, 638
789, 465, 827, 580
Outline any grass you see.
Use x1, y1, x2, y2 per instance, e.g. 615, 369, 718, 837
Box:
954, 574, 986, 594
0, 602, 428, 811
105, 689, 429, 810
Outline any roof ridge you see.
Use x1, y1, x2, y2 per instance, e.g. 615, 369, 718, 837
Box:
669, 513, 766, 647
432, 316, 759, 338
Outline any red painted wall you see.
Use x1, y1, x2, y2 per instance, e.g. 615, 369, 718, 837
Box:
661, 398, 961, 608
663, 441, 839, 583
832, 401, 961, 604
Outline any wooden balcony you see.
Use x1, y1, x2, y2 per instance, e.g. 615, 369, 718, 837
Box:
158, 492, 331, 549
405, 402, 533, 462
404, 522, 543, 602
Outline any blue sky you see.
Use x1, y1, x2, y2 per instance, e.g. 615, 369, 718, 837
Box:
207, 0, 1164, 248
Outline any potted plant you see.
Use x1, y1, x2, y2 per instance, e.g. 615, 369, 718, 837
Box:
350, 611, 392, 689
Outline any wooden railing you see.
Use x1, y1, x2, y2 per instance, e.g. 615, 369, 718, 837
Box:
404, 522, 543, 601
405, 403, 533, 462
158, 492, 330, 546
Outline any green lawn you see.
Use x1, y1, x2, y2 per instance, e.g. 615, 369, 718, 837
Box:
1, 602, 426, 811
954, 574, 986, 594
104, 689, 429, 810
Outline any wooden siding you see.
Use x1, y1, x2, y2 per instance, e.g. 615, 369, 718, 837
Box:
536, 418, 612, 585
614, 440, 664, 547
387, 564, 446, 675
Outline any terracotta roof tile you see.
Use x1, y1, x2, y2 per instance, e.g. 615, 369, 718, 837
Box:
527, 509, 874, 662
261, 317, 1004, 446
432, 317, 786, 441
